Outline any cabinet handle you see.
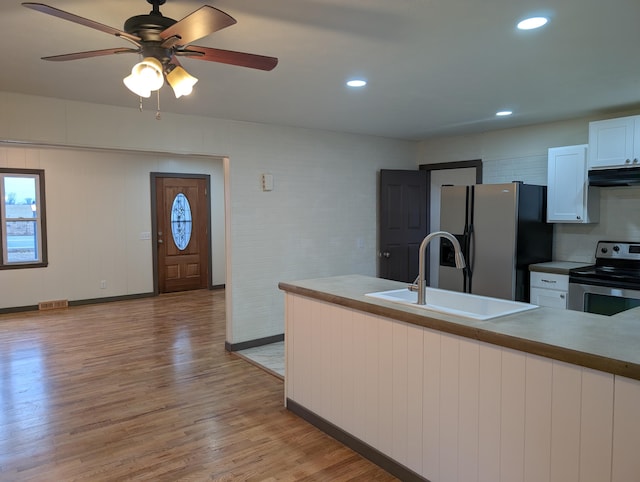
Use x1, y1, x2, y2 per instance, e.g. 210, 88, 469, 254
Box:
541, 279, 556, 284
576, 215, 581, 220
560, 294, 565, 299
626, 159, 632, 164
634, 158, 639, 164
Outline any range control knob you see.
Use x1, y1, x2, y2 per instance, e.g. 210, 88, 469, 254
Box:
613, 245, 620, 252
601, 247, 608, 254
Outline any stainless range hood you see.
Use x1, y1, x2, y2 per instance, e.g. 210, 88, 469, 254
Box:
589, 166, 640, 186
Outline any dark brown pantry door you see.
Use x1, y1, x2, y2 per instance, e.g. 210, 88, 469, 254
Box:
378, 169, 428, 283
155, 176, 210, 293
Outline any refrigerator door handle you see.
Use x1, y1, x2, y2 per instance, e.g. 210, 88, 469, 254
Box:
462, 228, 470, 293
466, 185, 475, 293
467, 224, 475, 293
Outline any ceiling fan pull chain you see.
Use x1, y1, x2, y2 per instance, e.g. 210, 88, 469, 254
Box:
156, 90, 162, 120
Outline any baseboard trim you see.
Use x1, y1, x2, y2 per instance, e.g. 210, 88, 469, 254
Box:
225, 333, 284, 352
0, 292, 156, 315
69, 292, 155, 307
286, 398, 428, 482
0, 304, 40, 315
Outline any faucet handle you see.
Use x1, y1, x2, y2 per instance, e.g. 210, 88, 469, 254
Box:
408, 275, 420, 292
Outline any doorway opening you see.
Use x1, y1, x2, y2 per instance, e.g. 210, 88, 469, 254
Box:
378, 161, 481, 284
421, 160, 482, 286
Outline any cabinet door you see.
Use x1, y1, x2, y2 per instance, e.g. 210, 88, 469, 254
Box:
530, 287, 567, 309
588, 117, 636, 168
547, 145, 588, 223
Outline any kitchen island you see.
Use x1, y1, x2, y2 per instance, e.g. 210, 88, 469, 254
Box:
279, 274, 640, 482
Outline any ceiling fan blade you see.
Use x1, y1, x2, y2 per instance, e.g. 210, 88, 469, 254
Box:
160, 6, 236, 48
42, 48, 139, 62
180, 46, 278, 71
22, 2, 141, 44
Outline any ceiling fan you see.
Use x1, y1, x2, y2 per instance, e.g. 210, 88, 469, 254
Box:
22, 0, 279, 99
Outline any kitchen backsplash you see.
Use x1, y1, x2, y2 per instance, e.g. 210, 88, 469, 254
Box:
553, 187, 640, 263
483, 155, 547, 186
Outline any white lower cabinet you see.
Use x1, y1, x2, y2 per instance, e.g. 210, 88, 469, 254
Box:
285, 293, 640, 481
531, 287, 567, 309
530, 272, 568, 309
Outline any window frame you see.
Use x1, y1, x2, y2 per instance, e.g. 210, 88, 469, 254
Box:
0, 168, 48, 269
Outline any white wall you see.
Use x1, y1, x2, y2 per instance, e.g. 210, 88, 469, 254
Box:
0, 91, 417, 344
223, 122, 417, 342
0, 144, 225, 307
417, 110, 640, 263
7, 90, 635, 343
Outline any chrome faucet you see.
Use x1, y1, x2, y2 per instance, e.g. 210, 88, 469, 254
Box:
410, 231, 466, 305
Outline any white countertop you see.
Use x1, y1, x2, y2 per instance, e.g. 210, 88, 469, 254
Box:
529, 260, 592, 275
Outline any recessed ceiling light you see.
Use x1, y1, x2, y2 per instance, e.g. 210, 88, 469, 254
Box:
517, 17, 548, 30
496, 110, 513, 117
347, 79, 367, 88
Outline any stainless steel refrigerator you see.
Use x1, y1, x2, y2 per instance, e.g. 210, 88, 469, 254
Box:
438, 182, 553, 302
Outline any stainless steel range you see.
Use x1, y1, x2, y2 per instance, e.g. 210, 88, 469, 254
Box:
568, 241, 640, 316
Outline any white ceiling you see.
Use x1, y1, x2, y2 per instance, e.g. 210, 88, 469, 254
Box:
2, 0, 640, 140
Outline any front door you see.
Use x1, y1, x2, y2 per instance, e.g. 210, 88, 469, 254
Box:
154, 175, 210, 293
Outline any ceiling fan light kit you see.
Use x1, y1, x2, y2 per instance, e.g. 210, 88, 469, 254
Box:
123, 57, 165, 98
166, 66, 198, 98
22, 0, 278, 106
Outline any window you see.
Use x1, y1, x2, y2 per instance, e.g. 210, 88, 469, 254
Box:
0, 169, 47, 269
171, 192, 192, 250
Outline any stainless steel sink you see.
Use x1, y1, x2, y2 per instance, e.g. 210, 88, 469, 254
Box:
365, 288, 538, 320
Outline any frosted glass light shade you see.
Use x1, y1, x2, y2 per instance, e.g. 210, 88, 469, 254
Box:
166, 66, 198, 98
123, 73, 151, 97
123, 57, 164, 97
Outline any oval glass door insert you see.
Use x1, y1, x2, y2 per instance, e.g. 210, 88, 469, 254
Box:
171, 193, 192, 250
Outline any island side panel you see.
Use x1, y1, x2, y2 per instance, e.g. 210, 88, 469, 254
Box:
478, 343, 502, 481
579, 369, 614, 482
611, 376, 640, 482
422, 324, 442, 479
406, 323, 425, 475
550, 362, 582, 482
458, 338, 480, 482
284, 292, 633, 481
500, 349, 527, 482
524, 354, 553, 482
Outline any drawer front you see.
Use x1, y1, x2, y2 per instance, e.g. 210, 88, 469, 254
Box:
530, 272, 569, 291
531, 287, 568, 309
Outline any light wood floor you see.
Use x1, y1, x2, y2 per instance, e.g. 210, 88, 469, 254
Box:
0, 289, 396, 481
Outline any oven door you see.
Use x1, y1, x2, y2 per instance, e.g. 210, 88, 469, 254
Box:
568, 282, 640, 316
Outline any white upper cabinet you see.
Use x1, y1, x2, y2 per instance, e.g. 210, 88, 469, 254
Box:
588, 115, 640, 169
547, 144, 599, 223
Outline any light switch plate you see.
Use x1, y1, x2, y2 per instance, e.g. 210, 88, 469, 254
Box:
261, 173, 274, 191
